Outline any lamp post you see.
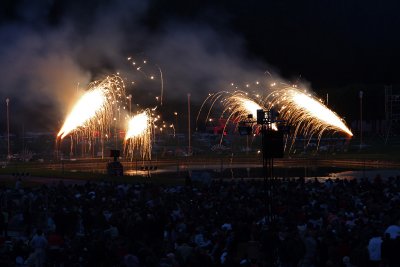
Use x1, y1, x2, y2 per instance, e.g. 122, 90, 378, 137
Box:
6, 98, 10, 160
127, 94, 132, 115
170, 124, 176, 137
359, 91, 363, 150
187, 94, 191, 156
174, 112, 178, 134
114, 117, 117, 150
239, 109, 286, 223
326, 93, 329, 106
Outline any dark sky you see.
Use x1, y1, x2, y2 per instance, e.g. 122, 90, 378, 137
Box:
147, 0, 400, 87
1, 0, 399, 131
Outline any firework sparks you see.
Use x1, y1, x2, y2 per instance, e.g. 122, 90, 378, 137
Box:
57, 89, 106, 139
265, 87, 353, 137
127, 57, 164, 106
224, 93, 263, 119
225, 93, 279, 131
198, 82, 352, 148
197, 91, 279, 137
57, 75, 126, 139
124, 110, 153, 160
220, 92, 279, 132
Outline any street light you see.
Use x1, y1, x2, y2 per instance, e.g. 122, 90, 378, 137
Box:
6, 98, 10, 160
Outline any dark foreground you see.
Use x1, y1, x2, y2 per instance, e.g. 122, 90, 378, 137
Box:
0, 175, 399, 267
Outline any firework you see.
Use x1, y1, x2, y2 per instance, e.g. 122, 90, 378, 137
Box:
57, 75, 126, 139
224, 93, 279, 131
222, 92, 265, 132
223, 92, 263, 119
127, 57, 164, 106
57, 89, 106, 139
197, 91, 278, 135
264, 86, 353, 138
198, 83, 352, 146
124, 109, 153, 160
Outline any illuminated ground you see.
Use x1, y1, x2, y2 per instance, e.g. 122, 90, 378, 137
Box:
1, 156, 400, 187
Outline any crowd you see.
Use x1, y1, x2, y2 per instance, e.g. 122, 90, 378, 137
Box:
0, 174, 399, 267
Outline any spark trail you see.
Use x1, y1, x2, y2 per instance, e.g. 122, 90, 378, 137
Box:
264, 86, 353, 138
198, 83, 352, 146
57, 75, 126, 139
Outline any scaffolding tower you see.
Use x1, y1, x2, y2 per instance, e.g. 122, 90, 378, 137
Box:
385, 85, 400, 142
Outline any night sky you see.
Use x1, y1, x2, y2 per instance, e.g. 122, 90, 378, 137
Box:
149, 0, 400, 87
1, 0, 399, 131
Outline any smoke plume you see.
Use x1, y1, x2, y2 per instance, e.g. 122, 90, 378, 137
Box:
0, 0, 278, 132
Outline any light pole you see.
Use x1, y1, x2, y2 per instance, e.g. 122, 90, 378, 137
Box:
6, 98, 10, 161
127, 94, 132, 115
114, 117, 117, 150
174, 112, 178, 134
326, 93, 329, 106
170, 124, 176, 137
187, 94, 191, 156
238, 109, 286, 224
359, 91, 363, 150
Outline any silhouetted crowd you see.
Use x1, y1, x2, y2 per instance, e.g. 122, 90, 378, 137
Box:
0, 174, 399, 267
